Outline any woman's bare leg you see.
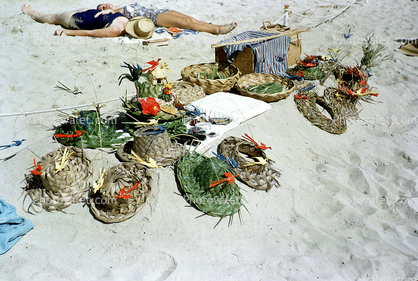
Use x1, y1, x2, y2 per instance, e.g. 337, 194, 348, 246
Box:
21, 5, 86, 28
156, 11, 236, 35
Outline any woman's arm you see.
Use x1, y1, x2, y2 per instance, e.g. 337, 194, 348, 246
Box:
56, 26, 124, 37
54, 17, 127, 38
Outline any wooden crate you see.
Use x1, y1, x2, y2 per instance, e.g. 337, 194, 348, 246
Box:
215, 28, 302, 75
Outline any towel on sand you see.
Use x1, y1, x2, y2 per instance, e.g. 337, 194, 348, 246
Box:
0, 199, 34, 255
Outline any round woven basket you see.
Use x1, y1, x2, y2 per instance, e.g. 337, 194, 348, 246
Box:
89, 162, 152, 223
25, 146, 92, 212
117, 126, 184, 166
236, 73, 295, 102
217, 136, 281, 191
181, 62, 240, 94
170, 80, 206, 105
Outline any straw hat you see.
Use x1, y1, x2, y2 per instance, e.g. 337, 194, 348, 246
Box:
24, 146, 92, 213
117, 125, 184, 167
176, 151, 242, 223
125, 16, 155, 39
89, 162, 152, 223
217, 136, 281, 191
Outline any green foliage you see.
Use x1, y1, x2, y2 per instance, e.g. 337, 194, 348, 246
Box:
54, 110, 131, 149
247, 82, 283, 94
360, 35, 389, 70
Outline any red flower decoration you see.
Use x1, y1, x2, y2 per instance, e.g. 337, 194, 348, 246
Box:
163, 83, 172, 95
140, 98, 161, 115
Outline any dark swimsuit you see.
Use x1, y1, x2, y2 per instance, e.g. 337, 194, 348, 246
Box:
69, 9, 125, 30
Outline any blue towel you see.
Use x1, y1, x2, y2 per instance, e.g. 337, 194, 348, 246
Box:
0, 199, 34, 255
218, 31, 290, 75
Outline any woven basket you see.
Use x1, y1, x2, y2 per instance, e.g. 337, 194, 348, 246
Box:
25, 146, 92, 212
181, 62, 240, 94
170, 81, 206, 105
117, 126, 184, 166
236, 73, 295, 102
218, 136, 281, 191
89, 162, 152, 223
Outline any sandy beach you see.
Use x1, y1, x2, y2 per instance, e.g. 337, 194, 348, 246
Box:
1, 0, 418, 280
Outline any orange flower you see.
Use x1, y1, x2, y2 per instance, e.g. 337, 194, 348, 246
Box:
140, 98, 160, 115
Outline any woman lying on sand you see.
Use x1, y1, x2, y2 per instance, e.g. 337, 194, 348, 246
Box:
96, 3, 237, 35
21, 4, 236, 37
22, 5, 128, 37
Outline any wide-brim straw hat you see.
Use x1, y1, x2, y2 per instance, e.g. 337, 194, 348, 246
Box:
176, 151, 242, 222
125, 16, 155, 39
24, 146, 92, 213
217, 136, 281, 191
89, 162, 152, 223
117, 125, 184, 167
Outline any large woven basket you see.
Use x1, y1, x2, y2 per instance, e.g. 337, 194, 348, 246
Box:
117, 126, 184, 166
89, 162, 152, 223
236, 73, 295, 102
217, 136, 280, 191
181, 62, 240, 94
170, 80, 206, 105
25, 146, 92, 212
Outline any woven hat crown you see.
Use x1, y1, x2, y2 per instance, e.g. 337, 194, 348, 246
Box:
125, 16, 155, 39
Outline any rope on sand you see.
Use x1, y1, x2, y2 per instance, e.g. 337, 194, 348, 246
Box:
288, 0, 359, 28
0, 94, 135, 117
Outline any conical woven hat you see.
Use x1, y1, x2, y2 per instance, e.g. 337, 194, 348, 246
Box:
117, 125, 184, 167
24, 146, 92, 213
217, 136, 281, 191
89, 162, 152, 223
176, 152, 242, 220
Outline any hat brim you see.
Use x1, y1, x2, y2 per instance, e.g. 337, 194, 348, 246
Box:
125, 16, 155, 39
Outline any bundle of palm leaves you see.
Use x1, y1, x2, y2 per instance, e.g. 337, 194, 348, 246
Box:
54, 110, 131, 149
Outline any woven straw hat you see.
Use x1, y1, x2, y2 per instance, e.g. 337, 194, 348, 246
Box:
24, 146, 92, 213
176, 151, 242, 223
89, 162, 152, 223
125, 16, 155, 39
217, 136, 281, 191
117, 125, 184, 167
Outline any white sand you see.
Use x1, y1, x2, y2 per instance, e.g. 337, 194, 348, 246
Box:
1, 0, 418, 279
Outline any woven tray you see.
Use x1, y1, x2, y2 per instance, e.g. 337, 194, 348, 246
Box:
24, 146, 92, 212
236, 73, 295, 102
181, 62, 240, 94
89, 162, 152, 223
170, 80, 206, 105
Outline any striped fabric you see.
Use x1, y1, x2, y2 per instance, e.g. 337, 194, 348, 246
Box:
219, 31, 289, 75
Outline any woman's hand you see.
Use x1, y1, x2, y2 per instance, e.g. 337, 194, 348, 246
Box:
94, 9, 114, 18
